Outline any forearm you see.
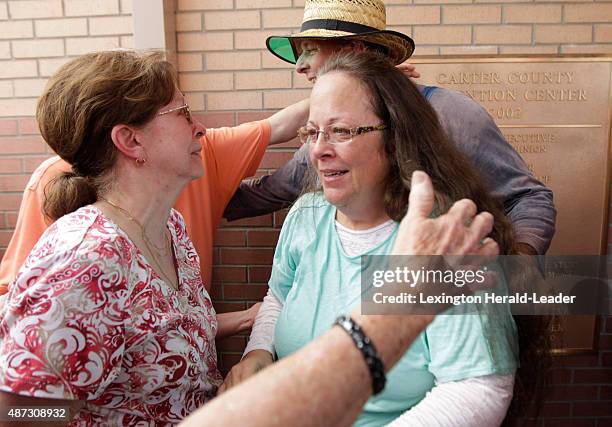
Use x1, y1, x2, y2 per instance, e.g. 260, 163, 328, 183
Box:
386, 374, 515, 427
182, 314, 432, 427
268, 99, 310, 145
216, 310, 253, 339
223, 144, 309, 221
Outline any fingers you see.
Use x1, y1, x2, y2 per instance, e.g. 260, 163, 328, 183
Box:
446, 199, 477, 225
406, 171, 435, 223
217, 378, 228, 395
396, 63, 421, 79
218, 368, 241, 395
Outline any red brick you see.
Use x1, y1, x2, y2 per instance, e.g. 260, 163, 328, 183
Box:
247, 230, 280, 247
0, 194, 22, 210
543, 420, 595, 427
601, 385, 612, 399
249, 266, 272, 283
574, 401, 612, 417
223, 283, 269, 300
216, 336, 247, 352
212, 301, 247, 313
596, 419, 612, 427
220, 248, 273, 265
274, 209, 289, 227
0, 175, 29, 192
537, 401, 572, 417
259, 150, 294, 169
212, 266, 247, 282
274, 137, 301, 149
236, 111, 273, 124
0, 137, 46, 155
605, 316, 612, 333
218, 352, 242, 372
555, 354, 601, 368
221, 214, 273, 227
0, 157, 22, 173
573, 368, 612, 384
214, 229, 246, 246
547, 368, 572, 385
23, 155, 53, 173
545, 385, 599, 401
193, 112, 235, 128
0, 119, 17, 136
18, 117, 39, 135
5, 212, 17, 228
0, 230, 14, 246
208, 279, 221, 297
600, 334, 612, 349
602, 351, 612, 366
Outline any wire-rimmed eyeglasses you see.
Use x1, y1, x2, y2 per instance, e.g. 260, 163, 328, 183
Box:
297, 124, 386, 145
159, 103, 192, 125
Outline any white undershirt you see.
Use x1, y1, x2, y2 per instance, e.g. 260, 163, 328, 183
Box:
242, 219, 514, 426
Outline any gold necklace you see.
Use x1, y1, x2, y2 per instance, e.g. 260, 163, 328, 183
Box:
100, 198, 178, 289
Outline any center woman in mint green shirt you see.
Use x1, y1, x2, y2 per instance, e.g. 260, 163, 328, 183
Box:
267, 52, 519, 426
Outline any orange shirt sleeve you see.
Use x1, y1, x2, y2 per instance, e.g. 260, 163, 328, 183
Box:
174, 120, 271, 289
0, 156, 71, 294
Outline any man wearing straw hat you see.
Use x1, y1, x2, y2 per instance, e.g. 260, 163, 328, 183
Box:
225, 0, 555, 259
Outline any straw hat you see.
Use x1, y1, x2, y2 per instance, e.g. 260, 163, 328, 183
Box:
266, 0, 415, 65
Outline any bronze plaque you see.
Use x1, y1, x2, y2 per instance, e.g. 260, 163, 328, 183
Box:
412, 56, 612, 352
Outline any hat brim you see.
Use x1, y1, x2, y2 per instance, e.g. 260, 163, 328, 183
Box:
266, 29, 415, 65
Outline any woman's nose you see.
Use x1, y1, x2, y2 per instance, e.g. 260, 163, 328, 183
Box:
309, 131, 333, 159
193, 119, 206, 139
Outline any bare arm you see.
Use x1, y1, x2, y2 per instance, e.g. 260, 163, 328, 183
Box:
182, 314, 433, 427
223, 144, 309, 221
268, 99, 310, 146
216, 303, 261, 339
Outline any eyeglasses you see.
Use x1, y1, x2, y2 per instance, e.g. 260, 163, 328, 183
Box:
297, 124, 386, 145
158, 103, 192, 124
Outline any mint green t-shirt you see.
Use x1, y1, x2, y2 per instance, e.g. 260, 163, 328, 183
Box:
270, 193, 518, 427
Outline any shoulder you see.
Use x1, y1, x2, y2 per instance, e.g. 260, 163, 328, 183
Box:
204, 120, 271, 146
26, 156, 71, 191
168, 208, 190, 244
286, 192, 330, 219
427, 86, 489, 118
425, 86, 499, 142
14, 207, 133, 292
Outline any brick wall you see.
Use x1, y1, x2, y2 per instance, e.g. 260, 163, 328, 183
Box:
0, 0, 611, 424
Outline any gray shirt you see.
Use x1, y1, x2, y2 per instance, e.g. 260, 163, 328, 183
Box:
223, 85, 556, 255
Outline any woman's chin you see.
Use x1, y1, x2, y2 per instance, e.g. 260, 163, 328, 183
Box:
322, 188, 348, 207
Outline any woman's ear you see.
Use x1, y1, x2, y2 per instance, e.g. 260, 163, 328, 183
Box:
110, 124, 145, 161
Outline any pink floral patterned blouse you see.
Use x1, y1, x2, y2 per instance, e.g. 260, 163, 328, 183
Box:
0, 206, 222, 426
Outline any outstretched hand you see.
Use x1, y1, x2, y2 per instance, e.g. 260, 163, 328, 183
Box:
393, 171, 499, 258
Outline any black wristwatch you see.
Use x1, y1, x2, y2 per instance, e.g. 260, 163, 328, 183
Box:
334, 315, 387, 395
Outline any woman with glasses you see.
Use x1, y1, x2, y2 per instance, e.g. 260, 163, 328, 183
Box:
223, 51, 524, 426
0, 50, 307, 424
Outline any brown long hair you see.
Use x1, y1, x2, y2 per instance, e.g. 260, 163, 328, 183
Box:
313, 51, 550, 425
36, 50, 178, 220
